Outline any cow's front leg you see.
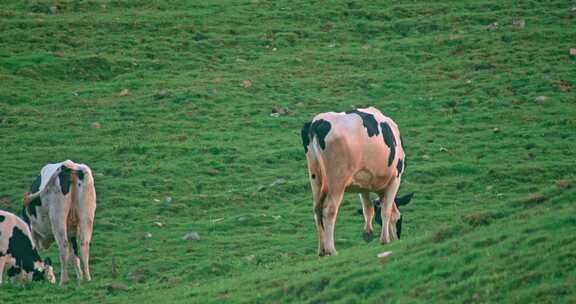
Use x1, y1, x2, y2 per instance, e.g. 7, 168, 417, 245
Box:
359, 192, 374, 242
68, 237, 82, 280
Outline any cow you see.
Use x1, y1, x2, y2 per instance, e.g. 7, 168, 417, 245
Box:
301, 107, 412, 256
0, 210, 55, 284
22, 160, 96, 284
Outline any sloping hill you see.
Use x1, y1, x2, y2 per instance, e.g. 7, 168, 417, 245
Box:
0, 0, 574, 303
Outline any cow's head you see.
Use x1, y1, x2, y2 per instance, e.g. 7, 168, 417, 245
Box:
373, 193, 413, 240
32, 257, 55, 283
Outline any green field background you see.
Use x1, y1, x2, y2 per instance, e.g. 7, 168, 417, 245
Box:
0, 0, 575, 303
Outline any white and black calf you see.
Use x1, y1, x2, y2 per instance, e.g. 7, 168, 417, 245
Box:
22, 160, 96, 284
0, 210, 55, 284
302, 107, 413, 256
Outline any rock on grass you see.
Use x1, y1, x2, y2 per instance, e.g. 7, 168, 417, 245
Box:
182, 232, 200, 241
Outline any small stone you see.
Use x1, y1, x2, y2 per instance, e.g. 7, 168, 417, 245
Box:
240, 79, 252, 88
269, 178, 286, 187
91, 122, 101, 129
535, 96, 547, 104
144, 232, 152, 239
153, 221, 163, 228
243, 255, 256, 262
207, 167, 220, 176
237, 216, 248, 223
512, 18, 525, 29
486, 185, 493, 191
154, 89, 170, 99
422, 154, 431, 160
127, 271, 146, 283
182, 232, 200, 241
165, 196, 173, 203
486, 22, 498, 32
493, 127, 501, 133
257, 185, 266, 192
377, 251, 393, 259
119, 89, 129, 96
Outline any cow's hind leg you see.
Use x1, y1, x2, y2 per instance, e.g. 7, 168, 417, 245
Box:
0, 256, 6, 284
78, 209, 95, 281
310, 173, 328, 256
322, 189, 345, 256
49, 205, 71, 284
379, 178, 400, 244
359, 192, 375, 242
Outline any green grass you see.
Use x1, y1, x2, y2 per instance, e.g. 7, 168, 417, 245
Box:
0, 0, 575, 302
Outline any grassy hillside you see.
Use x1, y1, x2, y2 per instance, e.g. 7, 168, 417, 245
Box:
1, 0, 575, 302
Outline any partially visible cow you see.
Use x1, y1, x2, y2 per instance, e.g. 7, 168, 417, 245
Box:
22, 160, 96, 284
0, 210, 55, 284
301, 107, 412, 256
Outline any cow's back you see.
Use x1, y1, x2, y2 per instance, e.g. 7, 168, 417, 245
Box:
308, 107, 405, 193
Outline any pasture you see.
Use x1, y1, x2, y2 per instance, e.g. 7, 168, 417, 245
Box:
0, 0, 575, 302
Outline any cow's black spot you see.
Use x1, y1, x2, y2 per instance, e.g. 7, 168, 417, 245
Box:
30, 175, 41, 193
310, 119, 331, 150
24, 197, 42, 222
346, 110, 380, 137
396, 216, 403, 239
59, 166, 72, 195
0, 215, 5, 222
301, 122, 312, 153
380, 122, 396, 166
396, 159, 404, 177
76, 170, 85, 181
7, 226, 42, 273
372, 199, 382, 226
32, 269, 45, 281
71, 237, 79, 257
7, 266, 21, 278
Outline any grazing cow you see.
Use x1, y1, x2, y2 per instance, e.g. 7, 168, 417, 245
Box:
301, 107, 412, 256
22, 160, 96, 284
0, 210, 55, 284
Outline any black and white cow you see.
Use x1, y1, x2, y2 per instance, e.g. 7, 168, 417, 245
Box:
22, 160, 96, 284
302, 107, 412, 256
0, 210, 55, 284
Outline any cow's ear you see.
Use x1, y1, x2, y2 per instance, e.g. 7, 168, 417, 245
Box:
395, 192, 414, 206
44, 257, 52, 266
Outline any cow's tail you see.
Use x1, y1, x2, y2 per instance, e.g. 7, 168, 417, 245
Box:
67, 169, 79, 229
309, 138, 329, 230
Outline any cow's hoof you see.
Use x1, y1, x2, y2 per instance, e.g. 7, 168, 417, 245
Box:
379, 238, 391, 245
362, 231, 374, 242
